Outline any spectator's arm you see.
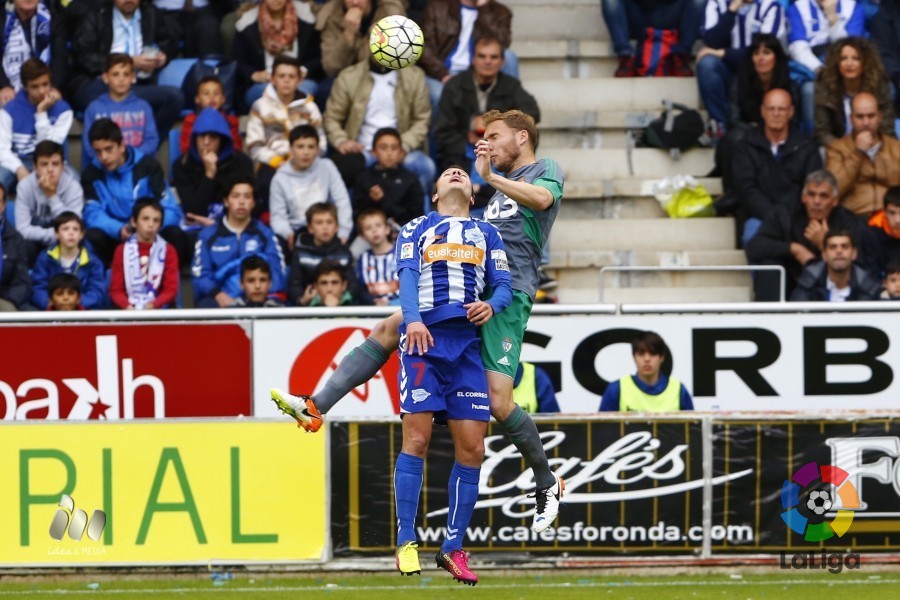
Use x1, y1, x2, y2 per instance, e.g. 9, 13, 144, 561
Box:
152, 243, 180, 308
30, 256, 51, 309
173, 158, 216, 217
598, 380, 621, 412
679, 385, 694, 411
267, 174, 294, 240
399, 74, 432, 152
109, 244, 130, 308
838, 3, 866, 39
35, 108, 73, 144
825, 141, 864, 198
83, 200, 126, 240
2, 242, 32, 308
80, 255, 108, 310
323, 75, 352, 149
137, 109, 159, 156
701, 1, 736, 49
0, 111, 24, 173
328, 162, 353, 240
534, 367, 560, 413
263, 229, 288, 294
191, 231, 221, 299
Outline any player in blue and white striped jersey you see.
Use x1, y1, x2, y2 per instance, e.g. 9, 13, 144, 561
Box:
393, 166, 511, 583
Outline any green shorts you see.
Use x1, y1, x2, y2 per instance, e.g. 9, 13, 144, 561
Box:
480, 290, 534, 378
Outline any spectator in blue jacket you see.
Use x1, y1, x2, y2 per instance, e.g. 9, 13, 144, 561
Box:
599, 331, 694, 412
82, 118, 186, 267
31, 212, 107, 310
82, 54, 159, 163
787, 0, 865, 133
0, 58, 71, 193
191, 176, 286, 308
696, 0, 785, 137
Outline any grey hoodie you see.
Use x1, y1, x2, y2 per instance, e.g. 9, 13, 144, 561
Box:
269, 157, 352, 240
14, 168, 84, 245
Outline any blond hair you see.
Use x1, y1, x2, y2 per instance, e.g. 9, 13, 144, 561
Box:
483, 109, 539, 151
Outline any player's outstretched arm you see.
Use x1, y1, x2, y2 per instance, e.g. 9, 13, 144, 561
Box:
474, 140, 554, 211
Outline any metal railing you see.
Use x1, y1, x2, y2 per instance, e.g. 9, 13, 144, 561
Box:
598, 265, 787, 303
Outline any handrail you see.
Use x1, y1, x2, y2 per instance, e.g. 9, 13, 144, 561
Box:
598, 265, 787, 303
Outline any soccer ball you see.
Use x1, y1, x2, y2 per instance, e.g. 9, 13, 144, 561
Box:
370, 15, 424, 70
807, 490, 832, 515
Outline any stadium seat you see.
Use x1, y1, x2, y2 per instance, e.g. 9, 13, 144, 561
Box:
158, 59, 197, 117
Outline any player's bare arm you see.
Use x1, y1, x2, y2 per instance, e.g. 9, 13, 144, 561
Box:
474, 139, 554, 211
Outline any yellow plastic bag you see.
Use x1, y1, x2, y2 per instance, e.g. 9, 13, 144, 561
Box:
662, 184, 715, 218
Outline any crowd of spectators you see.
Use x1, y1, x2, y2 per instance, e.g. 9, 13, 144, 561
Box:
0, 0, 543, 311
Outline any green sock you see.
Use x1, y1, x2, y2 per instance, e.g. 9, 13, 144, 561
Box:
499, 405, 555, 489
314, 338, 391, 414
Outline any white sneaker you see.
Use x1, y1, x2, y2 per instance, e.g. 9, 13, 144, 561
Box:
531, 474, 565, 533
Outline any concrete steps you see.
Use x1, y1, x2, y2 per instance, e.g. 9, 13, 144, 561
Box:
509, 0, 608, 41
527, 78, 699, 113
550, 218, 735, 253
545, 148, 715, 181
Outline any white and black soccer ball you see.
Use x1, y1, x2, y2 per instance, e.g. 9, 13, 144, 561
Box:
370, 15, 424, 70
807, 490, 832, 515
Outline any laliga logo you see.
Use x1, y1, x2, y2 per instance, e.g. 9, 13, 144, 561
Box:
289, 327, 400, 413
780, 461, 860, 542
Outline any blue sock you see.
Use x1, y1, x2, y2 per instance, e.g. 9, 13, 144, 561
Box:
441, 462, 481, 553
394, 452, 424, 545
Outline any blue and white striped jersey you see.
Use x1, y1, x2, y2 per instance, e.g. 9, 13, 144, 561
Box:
395, 213, 511, 325
703, 0, 786, 50
787, 0, 865, 72
356, 248, 400, 301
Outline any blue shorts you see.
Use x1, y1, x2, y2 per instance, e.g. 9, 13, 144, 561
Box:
398, 325, 491, 422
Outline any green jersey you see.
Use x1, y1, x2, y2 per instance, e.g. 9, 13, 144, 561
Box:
483, 158, 564, 298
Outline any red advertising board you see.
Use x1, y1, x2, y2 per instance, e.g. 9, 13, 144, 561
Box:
0, 324, 251, 420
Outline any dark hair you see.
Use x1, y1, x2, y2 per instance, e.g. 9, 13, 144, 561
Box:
20, 58, 50, 86
631, 331, 668, 356
241, 255, 271, 278
132, 198, 164, 221
305, 202, 338, 224
52, 211, 84, 232
884, 186, 900, 208
824, 229, 856, 248
885, 258, 900, 277
356, 207, 388, 227
88, 118, 124, 145
48, 273, 82, 297
272, 54, 303, 74
473, 35, 505, 52
735, 34, 792, 126
105, 53, 134, 72
289, 124, 319, 145
34, 140, 64, 162
222, 176, 256, 200
196, 75, 224, 93
315, 259, 347, 282
483, 109, 539, 151
373, 127, 402, 148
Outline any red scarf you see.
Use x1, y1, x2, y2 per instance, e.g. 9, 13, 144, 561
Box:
868, 210, 900, 240
259, 0, 299, 56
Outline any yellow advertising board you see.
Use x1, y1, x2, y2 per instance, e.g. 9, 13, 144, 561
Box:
0, 421, 326, 565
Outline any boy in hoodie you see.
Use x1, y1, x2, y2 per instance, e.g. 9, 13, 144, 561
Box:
109, 198, 180, 310
0, 184, 32, 311
287, 202, 355, 306
269, 125, 351, 251
0, 58, 72, 194
173, 107, 254, 230
82, 118, 186, 267
178, 76, 242, 155
14, 141, 84, 265
246, 55, 325, 211
192, 177, 286, 308
82, 54, 159, 163
31, 212, 106, 310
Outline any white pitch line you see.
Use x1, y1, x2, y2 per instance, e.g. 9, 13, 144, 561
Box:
0, 578, 896, 595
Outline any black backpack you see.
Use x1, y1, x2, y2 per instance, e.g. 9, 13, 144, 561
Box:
641, 100, 705, 155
